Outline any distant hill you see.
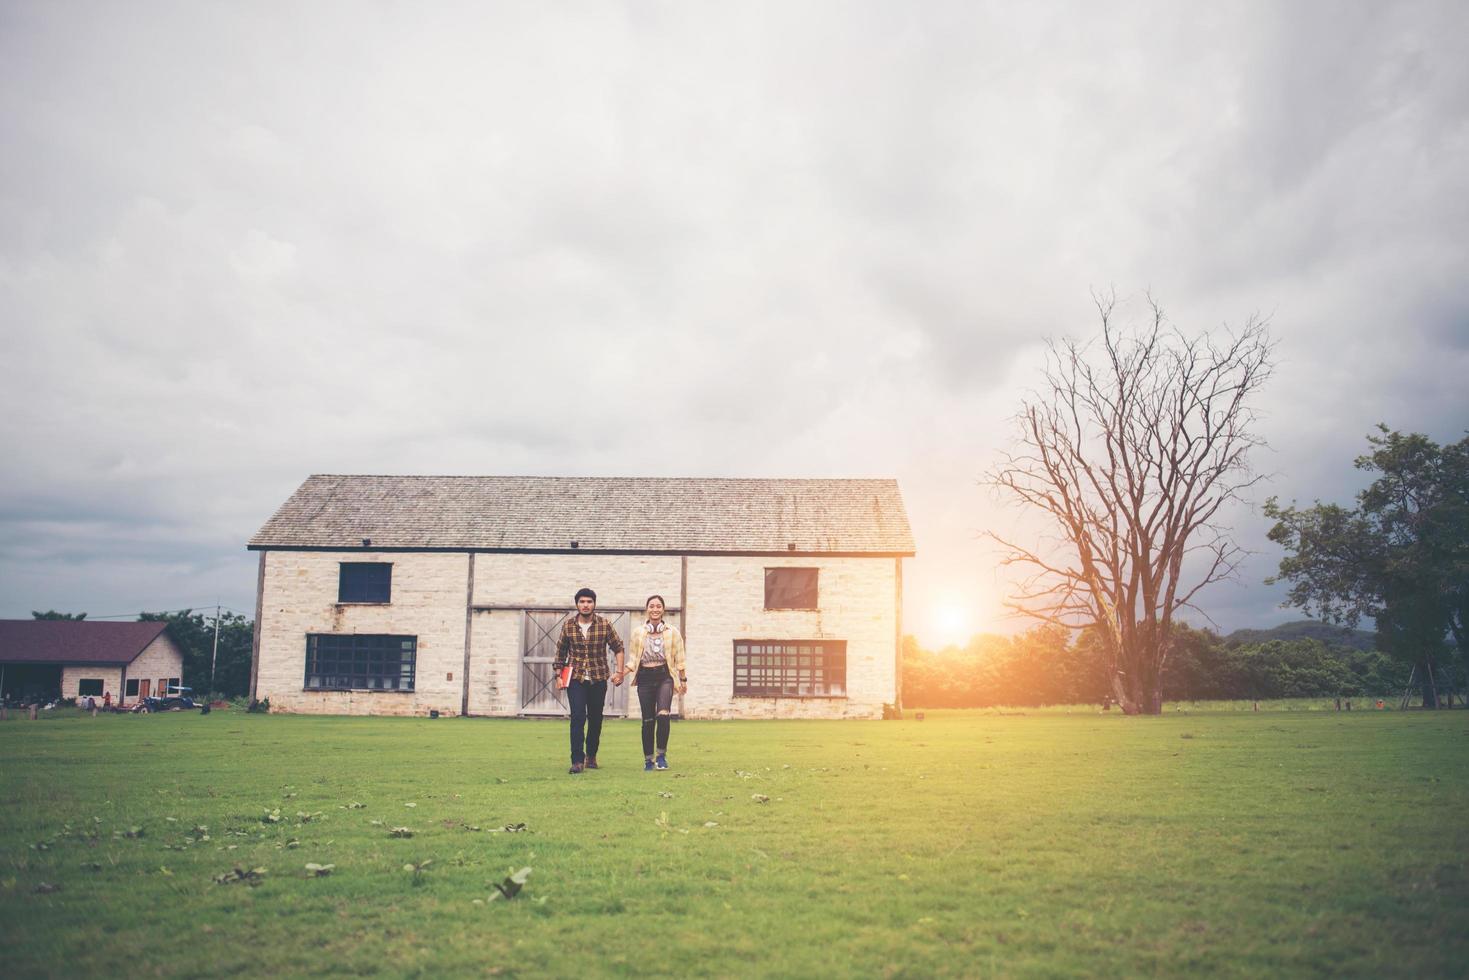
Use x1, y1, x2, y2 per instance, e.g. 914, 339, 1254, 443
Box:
1225, 620, 1377, 652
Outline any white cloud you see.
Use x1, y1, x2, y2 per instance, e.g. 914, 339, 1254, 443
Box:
1, 1, 1465, 643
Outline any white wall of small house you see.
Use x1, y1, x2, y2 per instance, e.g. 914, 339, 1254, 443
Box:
128, 633, 187, 700
254, 549, 898, 719
256, 551, 470, 716
61, 665, 122, 700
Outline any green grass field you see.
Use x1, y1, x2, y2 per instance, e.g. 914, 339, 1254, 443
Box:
2, 707, 1466, 977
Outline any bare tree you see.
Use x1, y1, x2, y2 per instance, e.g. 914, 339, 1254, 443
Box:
987, 292, 1273, 714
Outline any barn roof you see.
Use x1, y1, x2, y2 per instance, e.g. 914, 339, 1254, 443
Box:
250, 475, 915, 555
0, 620, 170, 665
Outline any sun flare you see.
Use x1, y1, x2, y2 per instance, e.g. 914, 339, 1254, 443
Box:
928, 600, 975, 649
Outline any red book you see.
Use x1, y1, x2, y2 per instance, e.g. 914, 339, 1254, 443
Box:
556, 664, 573, 689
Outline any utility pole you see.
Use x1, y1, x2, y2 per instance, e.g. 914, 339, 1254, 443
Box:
210, 603, 221, 693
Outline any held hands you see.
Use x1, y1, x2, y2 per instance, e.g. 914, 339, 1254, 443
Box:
611, 670, 625, 687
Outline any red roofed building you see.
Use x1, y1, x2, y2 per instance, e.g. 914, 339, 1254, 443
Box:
0, 620, 186, 705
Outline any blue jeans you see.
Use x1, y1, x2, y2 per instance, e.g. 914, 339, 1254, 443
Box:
567, 679, 607, 765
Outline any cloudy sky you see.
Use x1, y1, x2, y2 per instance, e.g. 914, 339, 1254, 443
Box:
2, 1, 1465, 646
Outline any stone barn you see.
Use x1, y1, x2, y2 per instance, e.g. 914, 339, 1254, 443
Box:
248, 475, 913, 719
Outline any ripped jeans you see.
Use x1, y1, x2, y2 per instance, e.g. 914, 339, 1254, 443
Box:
636, 663, 674, 757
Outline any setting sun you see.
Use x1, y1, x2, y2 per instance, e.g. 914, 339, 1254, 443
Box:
927, 597, 976, 649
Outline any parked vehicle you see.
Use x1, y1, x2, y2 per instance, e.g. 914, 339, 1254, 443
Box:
141, 685, 199, 712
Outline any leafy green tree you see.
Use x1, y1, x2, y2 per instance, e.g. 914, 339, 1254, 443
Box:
1266, 427, 1469, 706
138, 610, 254, 699
31, 610, 87, 620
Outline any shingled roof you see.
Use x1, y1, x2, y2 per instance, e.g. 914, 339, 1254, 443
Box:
250, 475, 915, 555
0, 620, 170, 665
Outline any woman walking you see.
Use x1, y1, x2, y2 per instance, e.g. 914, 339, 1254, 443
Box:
616, 595, 686, 771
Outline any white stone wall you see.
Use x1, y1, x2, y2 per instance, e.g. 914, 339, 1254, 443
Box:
253, 549, 898, 719
471, 553, 683, 609
255, 551, 470, 716
467, 553, 683, 716
466, 609, 519, 716
682, 556, 898, 720
61, 665, 122, 701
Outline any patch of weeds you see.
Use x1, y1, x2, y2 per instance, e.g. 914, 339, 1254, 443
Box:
304, 863, 334, 877
389, 827, 414, 838
213, 867, 267, 886
488, 866, 532, 901
403, 859, 433, 885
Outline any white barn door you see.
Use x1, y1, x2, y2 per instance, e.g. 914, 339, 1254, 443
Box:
519, 610, 680, 717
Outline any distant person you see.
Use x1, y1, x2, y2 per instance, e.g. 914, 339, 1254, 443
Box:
615, 595, 687, 771
103, 691, 112, 710
553, 588, 625, 775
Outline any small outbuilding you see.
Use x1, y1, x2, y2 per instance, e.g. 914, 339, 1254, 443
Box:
0, 620, 186, 706
248, 475, 915, 719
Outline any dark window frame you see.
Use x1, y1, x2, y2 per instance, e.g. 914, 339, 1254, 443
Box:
78, 678, 103, 697
763, 567, 819, 610
732, 639, 847, 698
338, 562, 393, 604
305, 634, 417, 692
125, 678, 139, 697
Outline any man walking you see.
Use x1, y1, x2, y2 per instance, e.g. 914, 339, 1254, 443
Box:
553, 587, 625, 774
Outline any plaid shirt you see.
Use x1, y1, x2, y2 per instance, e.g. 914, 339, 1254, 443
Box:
554, 614, 624, 683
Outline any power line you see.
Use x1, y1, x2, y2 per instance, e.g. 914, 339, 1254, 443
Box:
49, 606, 253, 621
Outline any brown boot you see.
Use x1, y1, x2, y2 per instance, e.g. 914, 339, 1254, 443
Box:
585, 756, 599, 770
568, 762, 584, 774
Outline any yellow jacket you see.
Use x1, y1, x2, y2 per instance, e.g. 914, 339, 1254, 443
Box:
624, 622, 686, 685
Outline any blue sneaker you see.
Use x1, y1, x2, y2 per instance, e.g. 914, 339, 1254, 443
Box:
655, 754, 669, 770
644, 759, 655, 772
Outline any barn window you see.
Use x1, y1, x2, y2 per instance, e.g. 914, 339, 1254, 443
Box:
339, 562, 392, 603
733, 640, 846, 697
764, 568, 818, 609
125, 679, 139, 697
78, 678, 103, 696
305, 634, 416, 691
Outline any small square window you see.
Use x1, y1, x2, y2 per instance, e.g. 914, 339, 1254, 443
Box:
764, 568, 818, 609
339, 563, 392, 603
125, 678, 139, 697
